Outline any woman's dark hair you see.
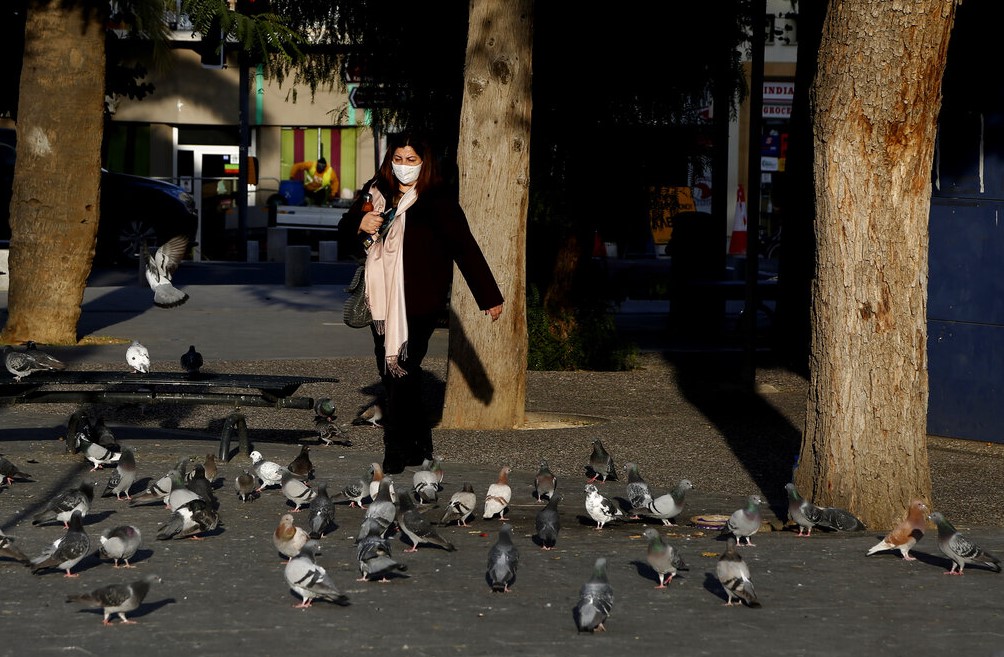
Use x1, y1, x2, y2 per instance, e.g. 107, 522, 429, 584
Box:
375, 132, 441, 197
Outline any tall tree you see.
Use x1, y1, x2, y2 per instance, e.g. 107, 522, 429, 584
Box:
794, 0, 957, 528
440, 0, 532, 429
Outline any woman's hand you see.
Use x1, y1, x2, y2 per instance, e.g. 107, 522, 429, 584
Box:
357, 211, 384, 237
484, 303, 503, 322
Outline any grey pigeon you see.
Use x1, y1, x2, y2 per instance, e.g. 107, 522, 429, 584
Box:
29, 510, 91, 577
99, 525, 142, 568
0, 454, 32, 485
574, 557, 615, 632
412, 460, 440, 504
125, 340, 150, 374
101, 447, 137, 500
3, 343, 65, 381
330, 476, 368, 508
235, 469, 258, 502
66, 574, 162, 625
281, 468, 317, 512
287, 445, 314, 480
315, 417, 351, 446
533, 459, 557, 501
441, 482, 477, 527
587, 439, 616, 482
633, 479, 694, 526
352, 400, 383, 427
314, 397, 337, 421
273, 513, 309, 560
32, 480, 94, 527
356, 476, 397, 541
144, 234, 190, 308
486, 523, 519, 592
129, 458, 187, 507
250, 450, 284, 490
307, 482, 338, 539
535, 491, 562, 550
356, 521, 407, 582
75, 431, 122, 471
584, 483, 623, 530
284, 541, 350, 607
716, 536, 760, 607
396, 493, 455, 552
90, 416, 119, 449
929, 511, 1001, 575
180, 344, 203, 375
156, 498, 219, 540
785, 482, 866, 536
164, 467, 201, 511
624, 462, 653, 513
643, 528, 686, 588
721, 494, 763, 546
0, 529, 30, 564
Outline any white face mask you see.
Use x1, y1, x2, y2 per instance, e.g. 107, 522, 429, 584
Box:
392, 163, 422, 185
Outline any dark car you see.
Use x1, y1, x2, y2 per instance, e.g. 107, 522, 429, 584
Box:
0, 128, 198, 264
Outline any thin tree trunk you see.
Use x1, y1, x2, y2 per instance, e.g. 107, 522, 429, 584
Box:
1, 2, 106, 345
440, 0, 532, 429
794, 0, 956, 529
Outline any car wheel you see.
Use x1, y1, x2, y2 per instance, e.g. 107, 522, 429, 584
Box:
116, 219, 159, 262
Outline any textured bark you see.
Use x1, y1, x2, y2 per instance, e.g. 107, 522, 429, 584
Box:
794, 0, 956, 529
1, 3, 106, 344
440, 0, 531, 429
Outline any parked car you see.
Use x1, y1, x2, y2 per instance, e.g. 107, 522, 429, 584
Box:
0, 128, 198, 264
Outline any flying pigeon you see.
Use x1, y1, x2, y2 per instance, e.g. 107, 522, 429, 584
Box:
32, 481, 94, 527
101, 446, 136, 500
282, 468, 317, 512
287, 445, 314, 480
357, 476, 397, 541
396, 492, 455, 553
624, 462, 653, 515
535, 491, 562, 550
785, 482, 866, 536
273, 513, 310, 561
0, 454, 32, 485
3, 343, 65, 381
633, 479, 694, 526
284, 541, 350, 607
486, 523, 519, 592
29, 510, 91, 577
483, 466, 512, 520
156, 498, 219, 540
717, 536, 760, 607
721, 494, 763, 546
180, 344, 203, 376
441, 482, 477, 527
235, 469, 258, 502
643, 528, 686, 588
929, 511, 1002, 575
574, 557, 615, 632
250, 450, 284, 491
533, 459, 557, 502
352, 401, 383, 428
98, 525, 142, 568
125, 340, 150, 374
0, 529, 30, 564
412, 460, 440, 504
306, 482, 338, 539
587, 439, 616, 482
356, 522, 407, 582
66, 574, 162, 625
145, 234, 190, 308
866, 499, 929, 560
584, 483, 623, 530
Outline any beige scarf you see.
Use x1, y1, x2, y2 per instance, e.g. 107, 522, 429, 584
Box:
365, 185, 418, 377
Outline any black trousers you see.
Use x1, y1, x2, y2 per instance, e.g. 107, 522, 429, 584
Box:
370, 313, 438, 472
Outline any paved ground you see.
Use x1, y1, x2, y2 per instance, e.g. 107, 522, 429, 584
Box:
1, 262, 1004, 657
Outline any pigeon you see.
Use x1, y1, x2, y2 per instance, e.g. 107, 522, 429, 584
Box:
191, 453, 218, 485
929, 511, 1002, 575
75, 431, 122, 471
29, 510, 91, 577
331, 475, 368, 509
574, 557, 615, 632
165, 467, 202, 511
0, 454, 32, 485
533, 459, 557, 502
284, 540, 350, 607
643, 528, 686, 588
273, 513, 310, 561
356, 522, 408, 582
866, 499, 929, 560
32, 481, 94, 527
633, 479, 694, 526
412, 460, 440, 504
587, 439, 616, 482
66, 575, 161, 625
306, 482, 338, 539
314, 397, 337, 422
185, 464, 218, 510
486, 523, 519, 592
0, 529, 30, 564
145, 234, 190, 308
357, 476, 397, 541
535, 491, 562, 550
90, 416, 119, 449
352, 401, 383, 427
125, 340, 150, 374
287, 445, 314, 480
98, 525, 142, 568
316, 417, 351, 446
180, 344, 203, 375
129, 458, 187, 507
156, 498, 219, 540
785, 482, 866, 536
716, 536, 760, 607
281, 468, 317, 512
429, 455, 445, 486
250, 450, 284, 491
721, 494, 763, 546
584, 483, 623, 530
483, 466, 512, 520
624, 462, 653, 514
368, 462, 396, 503
235, 469, 258, 502
3, 343, 65, 381
396, 492, 455, 553
441, 482, 478, 527
101, 447, 137, 500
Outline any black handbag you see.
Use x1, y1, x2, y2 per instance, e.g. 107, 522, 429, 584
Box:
342, 264, 372, 328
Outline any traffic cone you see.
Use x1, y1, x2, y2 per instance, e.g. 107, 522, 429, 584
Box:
729, 185, 748, 255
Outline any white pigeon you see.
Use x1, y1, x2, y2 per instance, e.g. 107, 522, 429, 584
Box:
145, 234, 190, 308
250, 450, 284, 491
412, 460, 440, 504
125, 341, 150, 374
584, 483, 623, 530
483, 466, 512, 520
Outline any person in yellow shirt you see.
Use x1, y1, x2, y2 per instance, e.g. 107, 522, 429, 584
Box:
289, 157, 339, 205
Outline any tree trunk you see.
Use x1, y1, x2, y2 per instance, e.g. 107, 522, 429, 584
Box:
794, 0, 956, 529
440, 0, 532, 429
1, 3, 106, 345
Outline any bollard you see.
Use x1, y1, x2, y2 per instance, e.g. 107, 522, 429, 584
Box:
318, 240, 339, 262
246, 240, 260, 263
285, 245, 312, 287
267, 227, 288, 262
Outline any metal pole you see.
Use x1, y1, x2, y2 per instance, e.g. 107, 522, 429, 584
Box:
743, 0, 766, 387
238, 53, 250, 259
